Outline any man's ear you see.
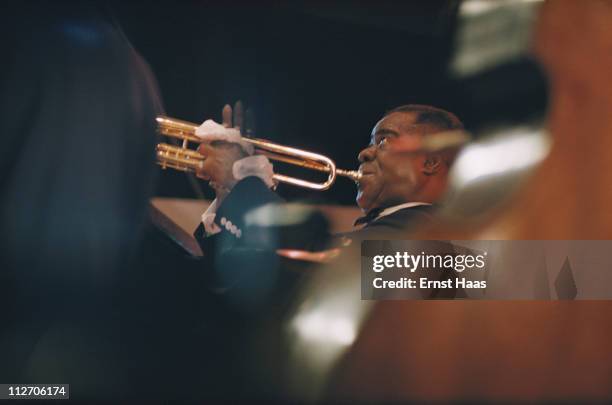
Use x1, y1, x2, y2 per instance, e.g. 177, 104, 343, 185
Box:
423, 154, 442, 176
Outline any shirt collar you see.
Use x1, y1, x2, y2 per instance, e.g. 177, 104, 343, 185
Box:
374, 202, 431, 222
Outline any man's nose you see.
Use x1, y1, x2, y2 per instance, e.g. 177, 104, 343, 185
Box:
358, 145, 376, 163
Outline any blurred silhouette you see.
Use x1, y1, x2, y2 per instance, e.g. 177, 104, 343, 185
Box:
0, 2, 162, 399
283, 1, 612, 401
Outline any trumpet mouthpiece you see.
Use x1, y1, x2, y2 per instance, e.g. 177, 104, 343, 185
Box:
336, 169, 362, 183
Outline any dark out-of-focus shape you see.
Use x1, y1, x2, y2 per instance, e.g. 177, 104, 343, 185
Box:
0, 1, 161, 398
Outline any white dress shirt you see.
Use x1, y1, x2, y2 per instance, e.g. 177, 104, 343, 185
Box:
372, 202, 432, 223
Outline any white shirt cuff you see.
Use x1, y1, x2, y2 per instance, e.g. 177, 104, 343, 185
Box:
201, 198, 221, 235
232, 155, 275, 188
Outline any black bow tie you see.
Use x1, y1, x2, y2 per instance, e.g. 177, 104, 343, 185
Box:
354, 207, 385, 226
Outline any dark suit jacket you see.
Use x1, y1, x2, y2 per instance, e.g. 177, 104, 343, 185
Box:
194, 177, 437, 259
339, 204, 435, 244
192, 177, 438, 292
192, 176, 330, 306
194, 176, 331, 255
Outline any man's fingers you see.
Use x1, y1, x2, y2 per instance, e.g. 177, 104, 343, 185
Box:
233, 100, 244, 133
198, 140, 231, 153
197, 143, 206, 155
194, 157, 211, 181
222, 104, 232, 128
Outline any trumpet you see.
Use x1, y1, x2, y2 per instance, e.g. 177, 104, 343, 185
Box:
155, 116, 362, 191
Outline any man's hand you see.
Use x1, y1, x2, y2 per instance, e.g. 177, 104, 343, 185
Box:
195, 102, 250, 200
196, 140, 246, 199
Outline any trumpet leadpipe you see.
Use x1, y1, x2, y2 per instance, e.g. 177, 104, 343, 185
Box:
254, 149, 362, 183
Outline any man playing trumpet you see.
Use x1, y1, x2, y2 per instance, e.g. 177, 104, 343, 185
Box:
192, 103, 464, 246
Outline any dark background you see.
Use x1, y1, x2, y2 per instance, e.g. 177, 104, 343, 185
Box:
109, 1, 457, 204
110, 1, 546, 205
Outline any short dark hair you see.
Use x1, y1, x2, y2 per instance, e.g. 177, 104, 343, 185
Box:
385, 104, 464, 131
385, 104, 464, 167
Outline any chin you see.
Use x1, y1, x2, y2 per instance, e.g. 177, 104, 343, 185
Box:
356, 177, 380, 208
356, 191, 372, 212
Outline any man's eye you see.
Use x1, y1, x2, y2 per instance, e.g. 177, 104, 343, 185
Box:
377, 137, 389, 148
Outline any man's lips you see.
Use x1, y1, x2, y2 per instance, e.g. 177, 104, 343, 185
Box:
359, 165, 376, 176
357, 167, 375, 189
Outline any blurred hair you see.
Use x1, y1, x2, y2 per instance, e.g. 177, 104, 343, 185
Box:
385, 104, 464, 131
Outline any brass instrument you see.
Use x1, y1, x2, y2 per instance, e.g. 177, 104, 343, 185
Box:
156, 116, 362, 191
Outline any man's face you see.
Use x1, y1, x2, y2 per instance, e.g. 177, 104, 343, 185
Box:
356, 112, 432, 212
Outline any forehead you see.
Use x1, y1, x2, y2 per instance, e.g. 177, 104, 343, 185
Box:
371, 112, 420, 137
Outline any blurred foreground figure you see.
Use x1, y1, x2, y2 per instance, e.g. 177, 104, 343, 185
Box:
469, 0, 612, 239
295, 1, 612, 401
0, 2, 160, 398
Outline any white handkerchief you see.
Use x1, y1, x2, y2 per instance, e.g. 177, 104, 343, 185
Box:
195, 119, 254, 155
